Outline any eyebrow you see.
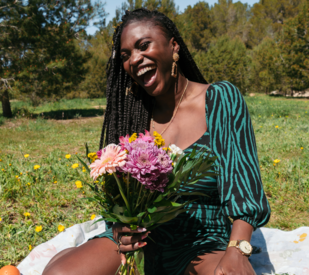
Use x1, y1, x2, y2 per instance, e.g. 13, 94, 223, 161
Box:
120, 37, 151, 52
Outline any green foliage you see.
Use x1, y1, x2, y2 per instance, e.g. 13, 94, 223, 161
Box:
195, 35, 250, 93
279, 0, 309, 92
0, 0, 106, 111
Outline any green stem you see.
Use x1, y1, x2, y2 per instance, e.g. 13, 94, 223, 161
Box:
113, 173, 131, 216
134, 183, 144, 210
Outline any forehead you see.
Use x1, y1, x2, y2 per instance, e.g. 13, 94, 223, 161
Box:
120, 21, 168, 48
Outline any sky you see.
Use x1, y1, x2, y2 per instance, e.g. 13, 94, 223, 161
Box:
86, 0, 260, 35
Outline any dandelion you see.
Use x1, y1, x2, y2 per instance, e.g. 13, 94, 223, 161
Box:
24, 154, 29, 158
0, 217, 2, 222
15, 175, 19, 178
29, 245, 32, 251
34, 165, 40, 170
58, 225, 65, 232
273, 159, 281, 164
88, 152, 98, 162
54, 180, 57, 184
35, 225, 42, 232
72, 163, 79, 169
20, 172, 22, 175
9, 163, 12, 166
0, 159, 2, 162
65, 154, 71, 159
75, 180, 83, 188
1, 169, 5, 172
275, 125, 279, 129
24, 212, 31, 217
59, 158, 61, 161
91, 214, 96, 220
301, 147, 304, 150
27, 182, 31, 186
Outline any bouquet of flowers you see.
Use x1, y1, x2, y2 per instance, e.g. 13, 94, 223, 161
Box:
78, 131, 218, 275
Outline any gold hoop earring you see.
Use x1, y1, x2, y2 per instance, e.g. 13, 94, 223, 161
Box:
171, 52, 179, 78
126, 81, 139, 96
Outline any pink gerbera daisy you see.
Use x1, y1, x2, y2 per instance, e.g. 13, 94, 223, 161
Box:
90, 144, 127, 180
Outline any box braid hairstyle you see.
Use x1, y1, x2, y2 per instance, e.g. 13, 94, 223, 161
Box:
99, 8, 207, 149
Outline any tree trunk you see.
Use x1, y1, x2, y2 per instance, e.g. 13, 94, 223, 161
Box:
1, 90, 13, 118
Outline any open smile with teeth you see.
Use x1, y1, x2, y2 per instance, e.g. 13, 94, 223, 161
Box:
137, 65, 157, 76
136, 65, 157, 87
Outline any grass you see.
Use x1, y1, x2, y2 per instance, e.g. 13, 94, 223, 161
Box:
0, 95, 309, 268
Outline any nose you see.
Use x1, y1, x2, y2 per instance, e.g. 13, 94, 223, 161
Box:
130, 50, 143, 67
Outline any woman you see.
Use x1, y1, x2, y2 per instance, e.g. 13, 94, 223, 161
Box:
43, 8, 270, 275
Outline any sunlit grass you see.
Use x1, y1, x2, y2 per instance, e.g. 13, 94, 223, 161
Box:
0, 95, 309, 267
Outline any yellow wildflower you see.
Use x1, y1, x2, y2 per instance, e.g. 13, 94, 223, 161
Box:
0, 159, 2, 162
153, 131, 165, 147
301, 147, 304, 150
0, 217, 2, 222
54, 181, 57, 184
15, 175, 19, 178
91, 214, 96, 220
129, 133, 137, 143
75, 180, 83, 188
9, 163, 12, 166
275, 125, 279, 129
162, 147, 171, 152
273, 159, 281, 164
88, 152, 98, 161
27, 182, 31, 186
24, 154, 29, 158
1, 169, 5, 172
35, 225, 42, 232
33, 165, 40, 170
65, 154, 71, 159
58, 225, 65, 232
72, 163, 79, 169
29, 245, 32, 251
94, 180, 99, 183
20, 172, 23, 175
24, 212, 31, 217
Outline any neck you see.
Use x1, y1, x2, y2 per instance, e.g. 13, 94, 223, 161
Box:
154, 74, 188, 112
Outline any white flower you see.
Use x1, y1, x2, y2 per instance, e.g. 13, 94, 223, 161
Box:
168, 144, 184, 162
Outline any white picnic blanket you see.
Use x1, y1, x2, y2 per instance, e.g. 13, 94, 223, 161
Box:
17, 218, 309, 275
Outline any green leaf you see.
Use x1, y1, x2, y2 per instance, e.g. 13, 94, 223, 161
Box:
147, 206, 157, 213
111, 213, 138, 224
76, 155, 90, 173
134, 250, 145, 275
153, 194, 163, 203
113, 204, 124, 215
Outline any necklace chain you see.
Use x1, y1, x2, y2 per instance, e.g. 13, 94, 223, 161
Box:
151, 78, 189, 136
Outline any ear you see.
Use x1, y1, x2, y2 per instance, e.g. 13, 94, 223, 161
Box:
169, 37, 180, 54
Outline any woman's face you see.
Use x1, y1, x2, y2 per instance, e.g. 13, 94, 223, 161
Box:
120, 21, 179, 97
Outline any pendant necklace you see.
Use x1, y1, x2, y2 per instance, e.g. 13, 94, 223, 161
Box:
151, 78, 189, 136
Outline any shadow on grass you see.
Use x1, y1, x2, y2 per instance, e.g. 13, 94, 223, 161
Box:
32, 108, 105, 120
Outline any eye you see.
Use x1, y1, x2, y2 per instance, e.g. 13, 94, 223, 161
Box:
120, 53, 129, 62
140, 41, 150, 51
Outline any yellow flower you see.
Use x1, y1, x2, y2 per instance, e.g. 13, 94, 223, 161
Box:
301, 147, 304, 150
35, 225, 42, 232
24, 212, 31, 217
0, 159, 2, 162
1, 169, 5, 172
65, 154, 71, 159
88, 152, 98, 161
24, 154, 29, 158
75, 180, 83, 188
153, 131, 165, 147
58, 224, 65, 232
59, 158, 61, 161
72, 163, 79, 169
94, 180, 99, 183
0, 217, 2, 222
9, 163, 12, 166
20, 172, 23, 175
162, 147, 171, 152
91, 214, 96, 220
273, 159, 281, 164
29, 245, 32, 251
275, 125, 279, 128
54, 181, 57, 184
33, 165, 40, 170
129, 133, 137, 143
27, 182, 31, 186
15, 175, 19, 178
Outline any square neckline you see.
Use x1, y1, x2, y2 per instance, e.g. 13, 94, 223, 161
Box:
181, 83, 212, 153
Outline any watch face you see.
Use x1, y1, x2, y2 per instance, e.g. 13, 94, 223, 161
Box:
239, 241, 252, 254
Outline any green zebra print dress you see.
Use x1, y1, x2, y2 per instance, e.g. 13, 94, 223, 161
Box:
92, 81, 271, 275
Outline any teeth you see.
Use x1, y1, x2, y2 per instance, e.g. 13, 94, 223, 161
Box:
137, 66, 156, 77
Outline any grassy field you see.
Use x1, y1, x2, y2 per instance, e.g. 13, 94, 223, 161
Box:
0, 94, 308, 267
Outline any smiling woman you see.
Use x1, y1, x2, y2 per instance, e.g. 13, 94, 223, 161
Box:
42, 8, 270, 275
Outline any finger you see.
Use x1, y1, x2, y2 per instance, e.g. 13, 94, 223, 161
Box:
113, 223, 147, 234
120, 253, 126, 266
120, 232, 149, 245
120, 241, 147, 253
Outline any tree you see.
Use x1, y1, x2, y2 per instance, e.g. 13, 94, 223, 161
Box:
279, 0, 309, 93
0, 0, 106, 117
195, 35, 250, 94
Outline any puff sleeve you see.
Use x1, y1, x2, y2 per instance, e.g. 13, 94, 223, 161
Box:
206, 81, 271, 230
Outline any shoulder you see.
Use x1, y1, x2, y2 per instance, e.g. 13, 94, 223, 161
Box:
207, 81, 244, 107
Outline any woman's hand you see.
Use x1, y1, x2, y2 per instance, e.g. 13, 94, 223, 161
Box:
112, 223, 149, 265
214, 247, 256, 275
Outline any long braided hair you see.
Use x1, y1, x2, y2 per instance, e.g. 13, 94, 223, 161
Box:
99, 8, 207, 149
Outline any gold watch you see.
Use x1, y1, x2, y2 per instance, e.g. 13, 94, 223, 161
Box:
227, 240, 253, 257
